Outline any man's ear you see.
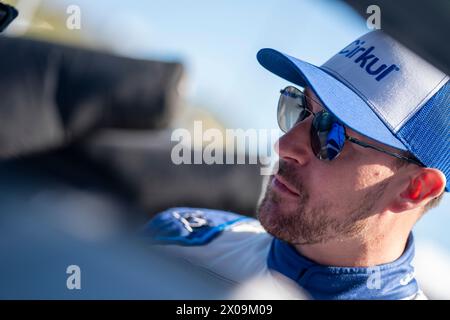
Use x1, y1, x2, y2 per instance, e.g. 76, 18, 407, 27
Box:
391, 168, 446, 212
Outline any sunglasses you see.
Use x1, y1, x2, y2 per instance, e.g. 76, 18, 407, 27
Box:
277, 86, 423, 165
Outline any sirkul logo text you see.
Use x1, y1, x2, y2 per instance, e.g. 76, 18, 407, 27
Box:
338, 40, 400, 82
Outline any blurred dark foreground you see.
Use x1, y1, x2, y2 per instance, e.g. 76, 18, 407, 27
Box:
0, 36, 267, 298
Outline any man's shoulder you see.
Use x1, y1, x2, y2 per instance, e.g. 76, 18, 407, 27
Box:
142, 207, 267, 246
142, 207, 273, 283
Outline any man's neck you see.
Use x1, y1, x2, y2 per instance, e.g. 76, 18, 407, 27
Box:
293, 231, 411, 267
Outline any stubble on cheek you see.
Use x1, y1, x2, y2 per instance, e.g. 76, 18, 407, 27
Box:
256, 173, 382, 245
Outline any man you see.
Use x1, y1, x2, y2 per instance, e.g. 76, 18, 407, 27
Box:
143, 30, 449, 299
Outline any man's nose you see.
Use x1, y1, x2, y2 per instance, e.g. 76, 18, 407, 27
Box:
275, 121, 312, 166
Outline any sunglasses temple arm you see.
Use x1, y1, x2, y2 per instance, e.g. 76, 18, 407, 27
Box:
346, 136, 423, 166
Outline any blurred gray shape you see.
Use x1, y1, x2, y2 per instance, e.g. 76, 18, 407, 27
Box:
0, 146, 259, 299
82, 129, 264, 218
0, 36, 183, 158
344, 0, 450, 74
0, 34, 266, 299
0, 211, 234, 299
0, 206, 306, 299
0, 35, 263, 218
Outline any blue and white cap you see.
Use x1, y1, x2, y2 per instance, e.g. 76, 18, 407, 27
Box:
257, 30, 449, 191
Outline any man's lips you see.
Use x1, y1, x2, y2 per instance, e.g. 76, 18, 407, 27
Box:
272, 175, 300, 197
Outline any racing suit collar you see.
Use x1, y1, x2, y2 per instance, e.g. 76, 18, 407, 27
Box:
267, 233, 419, 300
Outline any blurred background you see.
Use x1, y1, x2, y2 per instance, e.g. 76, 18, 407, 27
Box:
0, 0, 448, 299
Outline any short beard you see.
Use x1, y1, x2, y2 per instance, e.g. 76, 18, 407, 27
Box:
257, 161, 387, 245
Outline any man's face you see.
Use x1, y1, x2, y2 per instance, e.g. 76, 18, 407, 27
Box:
258, 88, 402, 245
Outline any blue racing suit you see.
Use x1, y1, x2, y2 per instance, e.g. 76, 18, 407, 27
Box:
143, 207, 426, 300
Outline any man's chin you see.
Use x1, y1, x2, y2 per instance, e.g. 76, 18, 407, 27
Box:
257, 190, 298, 231
257, 203, 300, 244
259, 188, 299, 214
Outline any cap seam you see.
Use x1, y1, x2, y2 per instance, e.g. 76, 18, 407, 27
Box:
394, 75, 449, 131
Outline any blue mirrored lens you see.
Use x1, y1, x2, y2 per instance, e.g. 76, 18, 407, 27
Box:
311, 111, 345, 160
